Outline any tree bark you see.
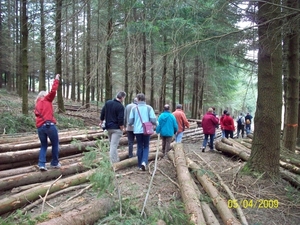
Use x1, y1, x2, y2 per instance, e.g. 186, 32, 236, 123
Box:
186, 157, 242, 225
247, 0, 282, 177
215, 141, 250, 161
37, 197, 113, 225
0, 141, 97, 165
173, 143, 206, 224
283, 0, 299, 150
21, 0, 28, 115
0, 170, 94, 216
0, 162, 88, 192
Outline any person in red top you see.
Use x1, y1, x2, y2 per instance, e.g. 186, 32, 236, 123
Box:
173, 104, 190, 143
222, 111, 235, 138
34, 74, 60, 171
220, 110, 228, 138
201, 108, 219, 152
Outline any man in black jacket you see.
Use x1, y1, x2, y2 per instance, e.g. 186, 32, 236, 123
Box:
100, 91, 126, 163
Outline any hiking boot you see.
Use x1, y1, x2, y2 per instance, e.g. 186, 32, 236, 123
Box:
141, 162, 146, 171
50, 163, 61, 169
39, 166, 48, 171
202, 147, 205, 152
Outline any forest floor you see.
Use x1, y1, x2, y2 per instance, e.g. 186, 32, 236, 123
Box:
22, 108, 300, 225
0, 91, 300, 224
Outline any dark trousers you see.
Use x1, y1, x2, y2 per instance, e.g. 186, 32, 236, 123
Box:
225, 130, 233, 139
161, 136, 172, 155
127, 131, 135, 158
237, 125, 245, 138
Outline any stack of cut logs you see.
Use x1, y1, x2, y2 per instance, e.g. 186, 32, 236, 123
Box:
216, 137, 300, 188
2, 119, 299, 224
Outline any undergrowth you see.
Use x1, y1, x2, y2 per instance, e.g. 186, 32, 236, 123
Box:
0, 89, 85, 134
83, 140, 190, 225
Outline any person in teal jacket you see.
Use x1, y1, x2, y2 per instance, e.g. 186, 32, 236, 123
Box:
156, 104, 178, 157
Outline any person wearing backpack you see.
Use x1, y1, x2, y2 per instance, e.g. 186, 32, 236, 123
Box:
245, 112, 253, 135
236, 113, 245, 138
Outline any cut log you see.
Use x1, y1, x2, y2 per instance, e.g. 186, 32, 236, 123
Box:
279, 161, 300, 175
113, 152, 164, 171
169, 151, 220, 225
0, 156, 82, 179
0, 170, 95, 216
37, 197, 113, 225
173, 143, 206, 225
185, 157, 242, 225
0, 162, 89, 192
215, 141, 250, 161
280, 168, 300, 189
0, 141, 98, 165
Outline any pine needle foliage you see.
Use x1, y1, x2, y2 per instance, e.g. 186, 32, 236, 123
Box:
83, 139, 115, 197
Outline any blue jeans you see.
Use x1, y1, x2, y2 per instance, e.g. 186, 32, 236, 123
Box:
107, 129, 123, 163
38, 124, 59, 167
127, 131, 135, 158
222, 130, 226, 138
175, 132, 184, 143
202, 134, 215, 150
135, 134, 150, 168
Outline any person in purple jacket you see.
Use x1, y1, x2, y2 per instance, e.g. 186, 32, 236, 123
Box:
201, 108, 219, 152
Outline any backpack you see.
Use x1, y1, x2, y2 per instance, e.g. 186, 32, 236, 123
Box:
246, 119, 250, 125
237, 117, 242, 126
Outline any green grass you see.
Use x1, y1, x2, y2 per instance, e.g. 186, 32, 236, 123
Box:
0, 89, 85, 134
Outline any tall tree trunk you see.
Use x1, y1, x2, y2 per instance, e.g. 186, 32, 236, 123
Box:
247, 0, 282, 178
159, 35, 167, 110
105, 0, 113, 101
181, 57, 186, 105
142, 11, 146, 94
71, 0, 76, 101
0, 2, 3, 89
198, 59, 205, 119
85, 0, 91, 109
76, 10, 80, 103
150, 37, 155, 107
124, 12, 129, 105
172, 56, 177, 111
55, 0, 65, 113
283, 0, 299, 151
21, 0, 28, 115
39, 0, 46, 92
192, 56, 199, 118
16, 0, 22, 95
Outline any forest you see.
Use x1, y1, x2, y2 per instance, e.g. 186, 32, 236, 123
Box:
0, 0, 300, 224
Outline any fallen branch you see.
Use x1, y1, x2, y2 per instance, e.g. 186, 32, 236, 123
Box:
22, 184, 90, 214
41, 175, 63, 213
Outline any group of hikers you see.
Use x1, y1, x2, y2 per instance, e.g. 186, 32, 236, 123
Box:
100, 92, 190, 171
201, 108, 253, 152
34, 79, 253, 171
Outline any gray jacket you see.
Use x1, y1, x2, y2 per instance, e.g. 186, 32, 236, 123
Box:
124, 102, 137, 131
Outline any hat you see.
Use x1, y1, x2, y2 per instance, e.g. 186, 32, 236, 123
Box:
208, 108, 213, 112
223, 110, 227, 114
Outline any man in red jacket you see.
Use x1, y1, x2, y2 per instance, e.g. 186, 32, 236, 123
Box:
173, 104, 190, 143
34, 74, 60, 171
201, 108, 219, 152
